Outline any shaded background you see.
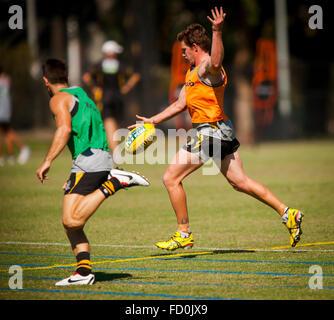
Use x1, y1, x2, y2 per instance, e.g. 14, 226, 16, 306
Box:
0, 0, 333, 144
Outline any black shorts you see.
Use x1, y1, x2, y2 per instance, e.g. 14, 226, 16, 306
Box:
64, 171, 109, 196
183, 135, 240, 162
101, 95, 124, 122
182, 120, 240, 162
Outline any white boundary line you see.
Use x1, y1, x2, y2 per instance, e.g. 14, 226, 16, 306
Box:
1, 241, 334, 252
0, 241, 152, 249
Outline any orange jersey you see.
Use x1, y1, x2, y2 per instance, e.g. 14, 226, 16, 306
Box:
185, 65, 228, 123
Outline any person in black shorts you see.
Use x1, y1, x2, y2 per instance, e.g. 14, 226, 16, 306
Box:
129, 7, 304, 250
82, 40, 140, 158
36, 59, 149, 286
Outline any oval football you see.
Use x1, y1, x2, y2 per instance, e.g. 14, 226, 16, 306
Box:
124, 123, 156, 154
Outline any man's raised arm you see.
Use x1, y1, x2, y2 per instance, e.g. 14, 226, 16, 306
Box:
207, 6, 227, 72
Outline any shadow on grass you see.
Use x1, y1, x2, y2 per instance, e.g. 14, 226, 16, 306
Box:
212, 249, 255, 254
95, 272, 132, 282
149, 249, 255, 260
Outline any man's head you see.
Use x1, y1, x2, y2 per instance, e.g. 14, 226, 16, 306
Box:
177, 24, 211, 65
101, 40, 123, 59
42, 59, 68, 97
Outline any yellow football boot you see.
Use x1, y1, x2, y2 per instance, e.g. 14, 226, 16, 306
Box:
283, 208, 304, 247
156, 232, 194, 251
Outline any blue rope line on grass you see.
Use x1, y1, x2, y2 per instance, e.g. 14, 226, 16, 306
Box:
0, 287, 231, 300
1, 263, 334, 277
1, 273, 333, 290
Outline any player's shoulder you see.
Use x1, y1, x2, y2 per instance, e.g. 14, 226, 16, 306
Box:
50, 90, 73, 110
53, 90, 72, 101
197, 56, 215, 76
198, 56, 225, 83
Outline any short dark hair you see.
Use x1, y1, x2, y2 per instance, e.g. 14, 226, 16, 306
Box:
42, 59, 68, 84
177, 23, 211, 53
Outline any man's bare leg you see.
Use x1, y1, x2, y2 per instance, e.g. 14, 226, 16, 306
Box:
162, 149, 203, 233
219, 151, 287, 216
104, 117, 119, 155
62, 191, 105, 256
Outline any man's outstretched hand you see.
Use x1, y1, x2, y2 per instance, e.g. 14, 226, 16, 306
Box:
207, 6, 226, 32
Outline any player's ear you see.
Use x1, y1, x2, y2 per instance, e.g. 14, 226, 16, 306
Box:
192, 43, 199, 52
42, 76, 49, 86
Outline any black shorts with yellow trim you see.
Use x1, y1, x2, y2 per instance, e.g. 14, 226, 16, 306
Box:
183, 134, 240, 162
64, 171, 109, 196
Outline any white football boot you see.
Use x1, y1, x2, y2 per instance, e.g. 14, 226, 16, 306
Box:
55, 273, 95, 286
109, 168, 150, 187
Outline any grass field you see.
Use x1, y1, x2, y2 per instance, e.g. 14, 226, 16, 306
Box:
0, 136, 334, 301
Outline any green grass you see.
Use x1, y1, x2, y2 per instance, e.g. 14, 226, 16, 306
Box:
0, 138, 334, 300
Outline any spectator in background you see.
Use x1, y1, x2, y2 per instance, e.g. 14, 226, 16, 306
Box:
0, 66, 30, 166
82, 40, 140, 159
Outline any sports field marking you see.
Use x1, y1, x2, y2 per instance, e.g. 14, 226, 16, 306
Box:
0, 241, 153, 248
0, 240, 333, 273
1, 240, 334, 251
2, 274, 334, 290
0, 251, 212, 272
1, 263, 334, 278
0, 287, 229, 300
250, 241, 334, 251
1, 251, 334, 265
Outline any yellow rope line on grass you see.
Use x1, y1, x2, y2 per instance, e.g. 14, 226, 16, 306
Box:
0, 250, 212, 272
248, 240, 334, 251
1, 240, 333, 273
268, 240, 334, 250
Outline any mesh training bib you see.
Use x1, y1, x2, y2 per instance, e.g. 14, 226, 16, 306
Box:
185, 65, 228, 123
59, 87, 109, 159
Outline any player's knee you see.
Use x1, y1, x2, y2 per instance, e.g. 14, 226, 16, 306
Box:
62, 215, 84, 231
229, 178, 249, 193
162, 171, 178, 189
162, 171, 170, 186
